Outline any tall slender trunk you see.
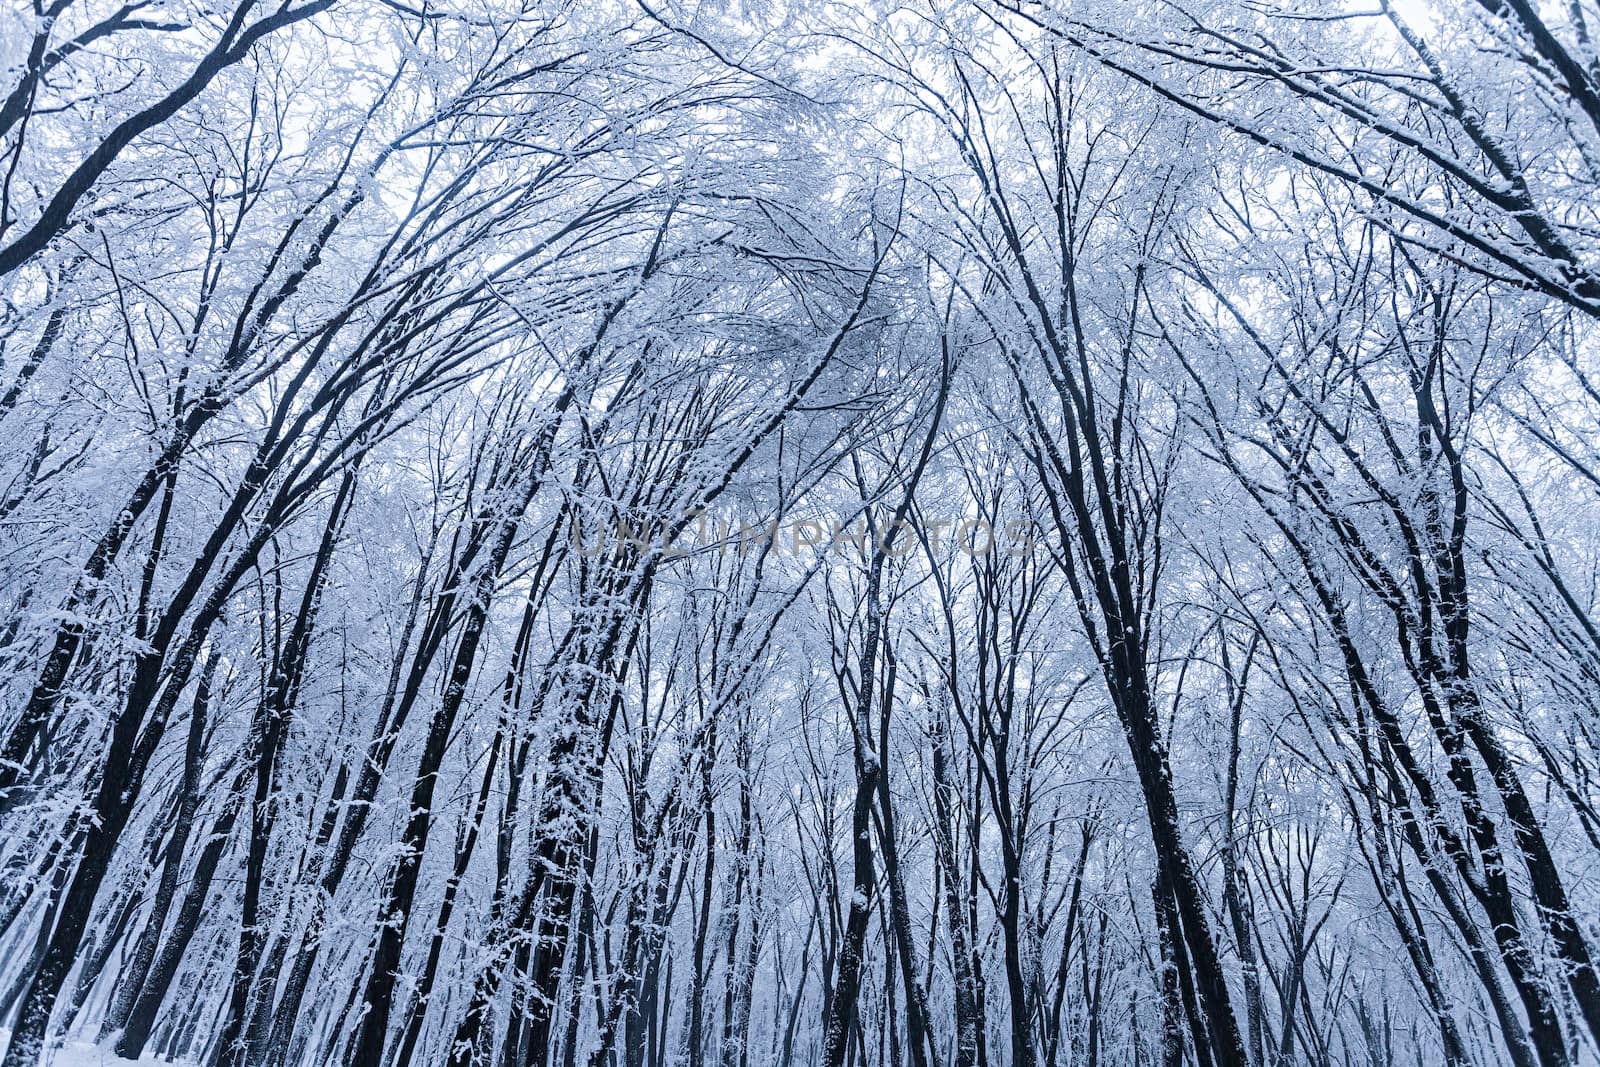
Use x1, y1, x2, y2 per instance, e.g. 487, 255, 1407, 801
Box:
100, 649, 218, 1043
115, 766, 249, 1060
347, 471, 535, 1067
930, 710, 980, 1067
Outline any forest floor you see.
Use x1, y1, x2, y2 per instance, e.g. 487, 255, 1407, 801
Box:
0, 1032, 175, 1067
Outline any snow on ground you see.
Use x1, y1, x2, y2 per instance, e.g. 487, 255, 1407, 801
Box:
49, 1041, 170, 1067
0, 1031, 183, 1067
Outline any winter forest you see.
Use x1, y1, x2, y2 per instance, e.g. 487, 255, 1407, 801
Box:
11, 1, 1600, 1066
